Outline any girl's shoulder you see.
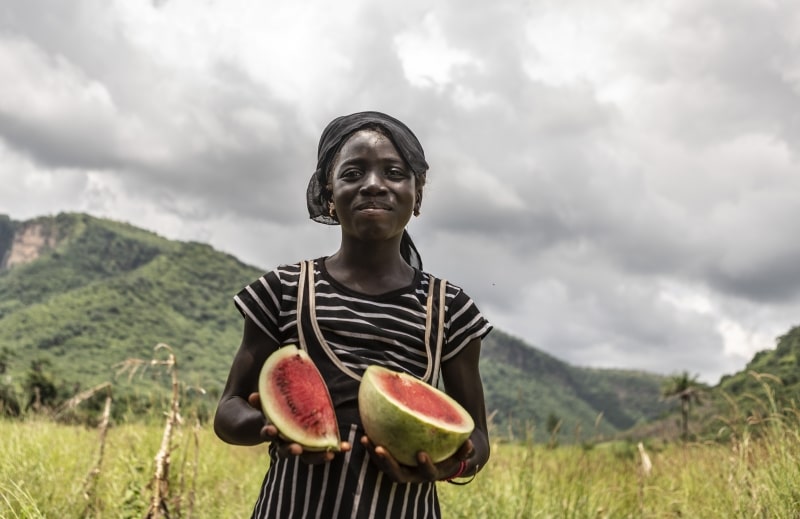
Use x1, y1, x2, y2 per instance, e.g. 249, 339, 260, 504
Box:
238, 259, 312, 303
254, 258, 320, 284
418, 270, 468, 298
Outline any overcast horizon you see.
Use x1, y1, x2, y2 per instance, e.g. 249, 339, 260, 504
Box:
2, 0, 799, 384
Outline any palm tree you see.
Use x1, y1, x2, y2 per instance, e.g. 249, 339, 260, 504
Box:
662, 371, 704, 441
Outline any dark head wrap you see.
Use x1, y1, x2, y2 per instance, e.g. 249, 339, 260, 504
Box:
306, 111, 429, 269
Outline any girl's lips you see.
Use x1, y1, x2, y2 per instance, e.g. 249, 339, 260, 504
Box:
355, 203, 392, 211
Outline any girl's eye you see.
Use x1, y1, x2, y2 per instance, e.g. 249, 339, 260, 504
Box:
387, 168, 408, 179
340, 168, 362, 179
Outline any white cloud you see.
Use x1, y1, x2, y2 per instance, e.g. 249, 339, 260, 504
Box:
395, 12, 478, 90
0, 35, 115, 122
0, 141, 90, 218
111, 0, 364, 111
2, 0, 799, 385
717, 319, 775, 359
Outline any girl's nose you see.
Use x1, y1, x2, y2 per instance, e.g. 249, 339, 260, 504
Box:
359, 170, 388, 194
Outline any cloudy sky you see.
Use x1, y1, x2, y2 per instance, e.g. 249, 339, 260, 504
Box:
2, 0, 799, 383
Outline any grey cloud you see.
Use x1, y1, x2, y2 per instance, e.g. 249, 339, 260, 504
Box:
624, 1, 800, 148
1, 2, 319, 223
3, 0, 800, 383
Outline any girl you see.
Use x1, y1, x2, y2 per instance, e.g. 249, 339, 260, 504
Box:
214, 111, 492, 518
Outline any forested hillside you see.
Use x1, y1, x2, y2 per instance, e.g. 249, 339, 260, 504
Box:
480, 330, 669, 440
0, 213, 674, 438
715, 325, 800, 420
0, 213, 260, 408
719, 327, 800, 394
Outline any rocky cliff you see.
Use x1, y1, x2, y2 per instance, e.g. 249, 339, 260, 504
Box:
0, 215, 73, 271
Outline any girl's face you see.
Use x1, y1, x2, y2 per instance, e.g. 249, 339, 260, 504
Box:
329, 129, 420, 243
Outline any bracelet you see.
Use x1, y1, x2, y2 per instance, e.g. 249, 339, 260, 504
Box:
443, 461, 480, 485
442, 460, 467, 481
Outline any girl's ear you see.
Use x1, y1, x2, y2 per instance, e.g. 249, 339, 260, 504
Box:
414, 190, 423, 216
325, 182, 334, 207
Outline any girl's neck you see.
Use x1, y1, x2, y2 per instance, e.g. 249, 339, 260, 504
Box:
325, 238, 414, 295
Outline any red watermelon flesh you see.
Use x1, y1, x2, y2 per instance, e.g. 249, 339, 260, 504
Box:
258, 345, 340, 451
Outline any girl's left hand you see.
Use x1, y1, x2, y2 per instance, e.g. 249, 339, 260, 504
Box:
248, 392, 351, 464
360, 435, 474, 483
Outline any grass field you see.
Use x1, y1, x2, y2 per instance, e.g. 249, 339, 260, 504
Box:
2, 411, 798, 519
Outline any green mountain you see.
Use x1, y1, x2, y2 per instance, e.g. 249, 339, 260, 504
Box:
710, 326, 800, 428
0, 213, 259, 396
718, 327, 800, 396
480, 331, 670, 440
624, 329, 800, 442
0, 212, 669, 438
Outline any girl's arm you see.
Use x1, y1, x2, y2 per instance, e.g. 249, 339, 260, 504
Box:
439, 337, 490, 478
214, 317, 352, 460
213, 316, 277, 446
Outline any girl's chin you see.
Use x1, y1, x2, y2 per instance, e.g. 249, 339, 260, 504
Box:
343, 225, 405, 242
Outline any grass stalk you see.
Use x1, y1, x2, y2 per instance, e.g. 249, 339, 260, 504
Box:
145, 344, 181, 519
82, 392, 113, 517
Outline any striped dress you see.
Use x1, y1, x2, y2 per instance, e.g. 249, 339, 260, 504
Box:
234, 258, 492, 518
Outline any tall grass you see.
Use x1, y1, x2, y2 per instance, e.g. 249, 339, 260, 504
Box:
437, 429, 799, 518
1, 374, 798, 518
0, 419, 267, 518
1, 413, 798, 518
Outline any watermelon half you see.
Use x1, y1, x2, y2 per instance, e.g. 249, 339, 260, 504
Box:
258, 344, 340, 451
358, 365, 474, 466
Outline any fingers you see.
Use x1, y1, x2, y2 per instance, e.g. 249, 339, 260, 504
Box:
361, 436, 442, 484
456, 438, 475, 460
260, 423, 279, 441
247, 392, 261, 409
274, 441, 319, 461
373, 445, 410, 482
269, 437, 350, 465
415, 451, 438, 481
361, 436, 399, 475
360, 435, 372, 450
247, 392, 348, 466
287, 443, 304, 456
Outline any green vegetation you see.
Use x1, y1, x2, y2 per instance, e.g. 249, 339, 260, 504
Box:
481, 330, 669, 440
0, 419, 268, 518
636, 326, 800, 443
1, 212, 799, 517
0, 212, 670, 438
661, 371, 706, 441
2, 375, 798, 518
0, 214, 15, 263
0, 213, 262, 418
718, 325, 800, 405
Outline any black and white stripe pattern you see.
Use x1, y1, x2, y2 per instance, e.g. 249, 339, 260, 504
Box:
234, 258, 491, 518
252, 424, 440, 518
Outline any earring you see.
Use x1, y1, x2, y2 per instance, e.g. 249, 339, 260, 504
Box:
329, 202, 337, 219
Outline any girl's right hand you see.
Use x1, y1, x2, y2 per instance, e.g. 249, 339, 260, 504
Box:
360, 435, 474, 483
247, 392, 351, 464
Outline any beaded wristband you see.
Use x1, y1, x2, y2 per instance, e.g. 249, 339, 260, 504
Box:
446, 464, 479, 485
443, 460, 468, 482
442, 461, 480, 485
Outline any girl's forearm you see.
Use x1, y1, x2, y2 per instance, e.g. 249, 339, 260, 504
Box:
214, 396, 266, 446
468, 429, 490, 475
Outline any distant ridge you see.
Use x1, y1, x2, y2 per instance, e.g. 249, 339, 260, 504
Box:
0, 212, 709, 438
